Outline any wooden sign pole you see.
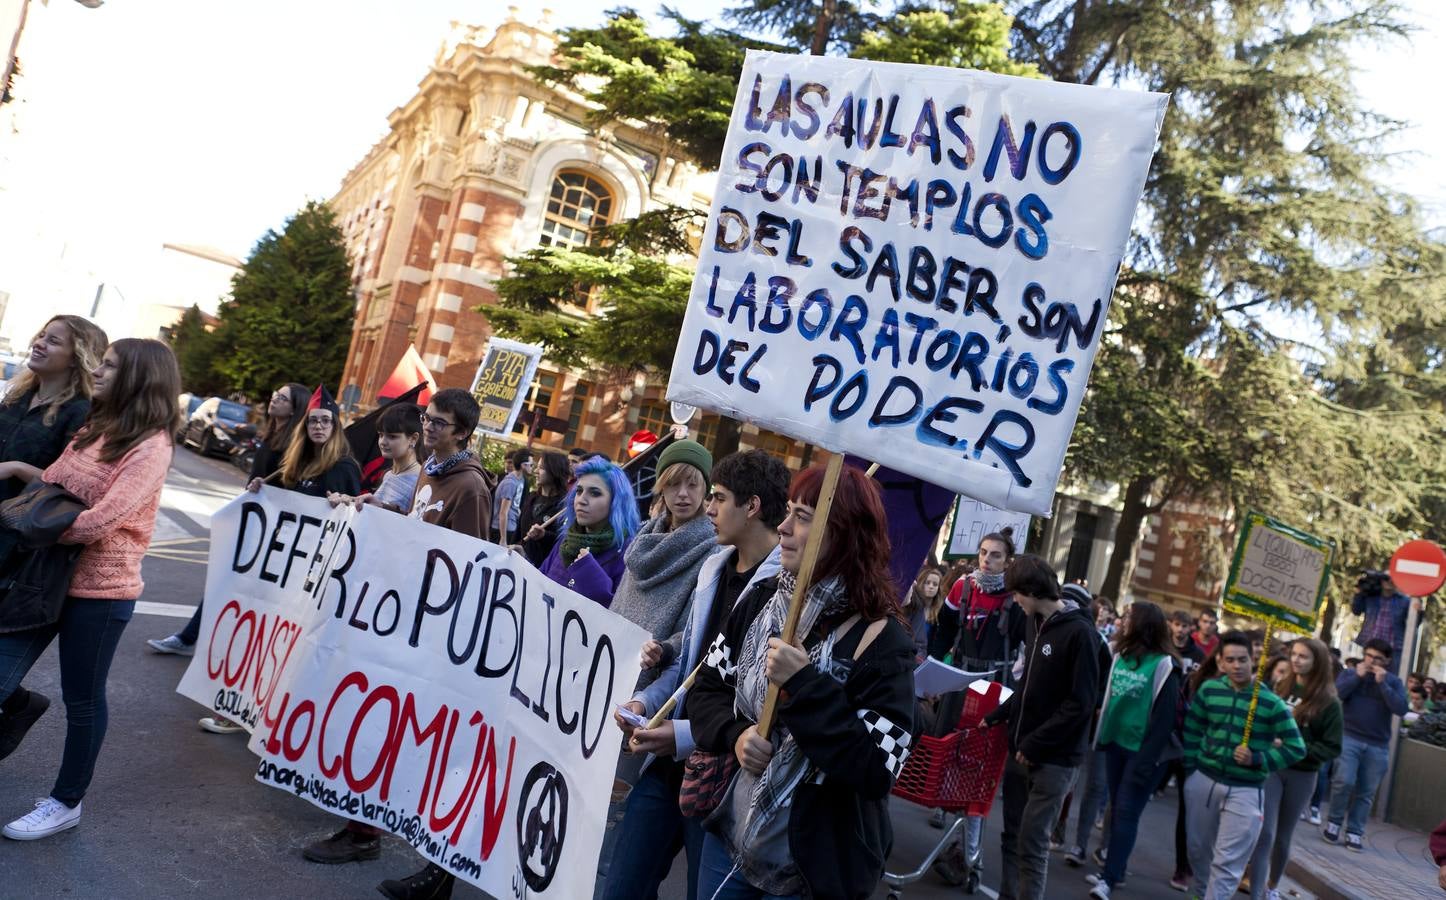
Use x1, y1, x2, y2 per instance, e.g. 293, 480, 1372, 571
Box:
758, 452, 845, 740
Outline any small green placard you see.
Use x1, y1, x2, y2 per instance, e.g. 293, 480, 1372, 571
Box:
1222, 512, 1333, 630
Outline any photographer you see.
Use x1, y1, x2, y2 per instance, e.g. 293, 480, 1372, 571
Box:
1351, 571, 1414, 665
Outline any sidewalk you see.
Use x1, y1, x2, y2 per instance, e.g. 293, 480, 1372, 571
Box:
1287, 817, 1438, 900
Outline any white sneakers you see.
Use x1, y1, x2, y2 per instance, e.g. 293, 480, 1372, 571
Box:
198, 716, 244, 735
3, 797, 82, 840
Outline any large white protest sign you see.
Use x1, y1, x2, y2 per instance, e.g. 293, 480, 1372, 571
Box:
945, 497, 1031, 559
178, 490, 649, 897
667, 51, 1167, 515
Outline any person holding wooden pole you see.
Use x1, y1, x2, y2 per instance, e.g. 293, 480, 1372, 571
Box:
685, 461, 917, 900
603, 449, 790, 900
1182, 631, 1305, 900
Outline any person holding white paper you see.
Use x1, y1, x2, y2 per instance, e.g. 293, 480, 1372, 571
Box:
932, 530, 1023, 890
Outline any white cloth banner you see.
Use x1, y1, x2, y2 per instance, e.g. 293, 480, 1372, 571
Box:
945, 497, 1031, 559
667, 50, 1168, 515
177, 490, 649, 897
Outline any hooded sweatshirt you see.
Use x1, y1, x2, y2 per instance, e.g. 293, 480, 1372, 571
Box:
986, 602, 1100, 767
408, 456, 490, 539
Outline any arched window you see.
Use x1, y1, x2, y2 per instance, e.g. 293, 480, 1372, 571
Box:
540, 170, 615, 248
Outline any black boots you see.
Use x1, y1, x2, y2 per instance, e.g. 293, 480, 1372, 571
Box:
377, 863, 455, 900
0, 689, 50, 761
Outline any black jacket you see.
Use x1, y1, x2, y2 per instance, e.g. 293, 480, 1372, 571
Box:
687, 577, 918, 899
293, 457, 362, 498
986, 604, 1100, 767
517, 490, 564, 567
951, 583, 1027, 669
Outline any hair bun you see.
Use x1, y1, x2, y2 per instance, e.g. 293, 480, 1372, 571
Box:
1001, 526, 1015, 538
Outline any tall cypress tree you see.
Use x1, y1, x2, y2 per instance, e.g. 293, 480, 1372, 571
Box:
213, 201, 356, 399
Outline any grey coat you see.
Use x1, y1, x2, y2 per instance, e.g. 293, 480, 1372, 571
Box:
608, 513, 718, 685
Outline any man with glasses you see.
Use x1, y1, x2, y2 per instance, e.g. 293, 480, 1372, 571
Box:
1324, 638, 1407, 850
405, 388, 489, 536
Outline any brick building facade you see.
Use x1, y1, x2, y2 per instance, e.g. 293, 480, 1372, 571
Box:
329, 14, 810, 465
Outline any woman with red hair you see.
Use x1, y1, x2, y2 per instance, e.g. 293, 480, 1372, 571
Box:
685, 463, 916, 899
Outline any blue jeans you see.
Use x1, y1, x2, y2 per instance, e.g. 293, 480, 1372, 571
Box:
178, 601, 203, 645
1100, 742, 1160, 887
1072, 747, 1110, 852
1311, 762, 1332, 809
696, 831, 803, 900
0, 597, 135, 806
601, 761, 704, 900
1328, 735, 1389, 835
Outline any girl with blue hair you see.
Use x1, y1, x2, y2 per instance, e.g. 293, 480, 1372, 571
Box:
539, 455, 640, 607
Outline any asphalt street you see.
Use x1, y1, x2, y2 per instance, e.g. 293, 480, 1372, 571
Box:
1, 446, 1320, 899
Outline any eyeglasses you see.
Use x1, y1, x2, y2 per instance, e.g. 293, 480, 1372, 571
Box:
1364, 653, 1389, 663
306, 416, 334, 427
419, 414, 456, 431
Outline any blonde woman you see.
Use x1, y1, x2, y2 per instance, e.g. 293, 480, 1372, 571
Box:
250, 386, 360, 498
0, 315, 108, 504
610, 439, 717, 677
0, 315, 108, 745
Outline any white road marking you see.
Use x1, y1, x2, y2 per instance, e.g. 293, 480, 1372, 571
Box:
135, 600, 197, 619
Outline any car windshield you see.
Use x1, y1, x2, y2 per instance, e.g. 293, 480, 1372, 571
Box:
216, 400, 250, 425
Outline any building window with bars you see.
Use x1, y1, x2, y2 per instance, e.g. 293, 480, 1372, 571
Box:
539, 170, 615, 249
564, 381, 592, 447
752, 429, 793, 459
513, 372, 558, 436
636, 400, 669, 439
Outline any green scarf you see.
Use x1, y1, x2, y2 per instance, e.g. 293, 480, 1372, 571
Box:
560, 526, 616, 566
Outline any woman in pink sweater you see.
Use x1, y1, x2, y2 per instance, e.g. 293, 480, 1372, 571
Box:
0, 338, 180, 841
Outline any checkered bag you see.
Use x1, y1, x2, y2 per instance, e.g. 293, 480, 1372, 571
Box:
678, 749, 739, 818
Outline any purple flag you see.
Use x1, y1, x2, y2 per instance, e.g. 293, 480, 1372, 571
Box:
845, 455, 955, 602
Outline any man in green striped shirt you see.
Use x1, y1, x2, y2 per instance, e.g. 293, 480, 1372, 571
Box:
1184, 631, 1305, 900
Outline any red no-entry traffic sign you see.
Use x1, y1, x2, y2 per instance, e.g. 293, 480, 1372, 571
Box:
1389, 540, 1446, 597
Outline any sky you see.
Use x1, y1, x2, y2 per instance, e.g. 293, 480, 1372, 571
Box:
0, 0, 1440, 347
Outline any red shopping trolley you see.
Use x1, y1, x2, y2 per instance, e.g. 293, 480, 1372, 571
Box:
882, 680, 1010, 900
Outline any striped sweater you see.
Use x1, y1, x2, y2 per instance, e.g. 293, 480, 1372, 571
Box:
1184, 676, 1305, 786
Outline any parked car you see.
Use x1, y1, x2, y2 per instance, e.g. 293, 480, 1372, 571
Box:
181, 396, 254, 458
0, 353, 28, 399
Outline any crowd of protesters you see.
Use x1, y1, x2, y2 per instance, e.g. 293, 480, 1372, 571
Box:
0, 314, 1441, 899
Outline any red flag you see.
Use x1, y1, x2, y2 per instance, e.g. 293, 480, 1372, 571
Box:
377, 345, 436, 406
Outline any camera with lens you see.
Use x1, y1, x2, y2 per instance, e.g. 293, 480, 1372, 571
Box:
1357, 569, 1389, 596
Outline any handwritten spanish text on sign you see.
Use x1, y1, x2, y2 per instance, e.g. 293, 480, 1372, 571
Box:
1222, 512, 1333, 630
470, 337, 543, 437
666, 51, 1167, 515
177, 491, 648, 897
945, 497, 1031, 560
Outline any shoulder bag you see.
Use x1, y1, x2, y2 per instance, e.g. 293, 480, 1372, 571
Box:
678, 615, 888, 818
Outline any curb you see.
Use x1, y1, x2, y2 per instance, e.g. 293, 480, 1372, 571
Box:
1286, 859, 1367, 900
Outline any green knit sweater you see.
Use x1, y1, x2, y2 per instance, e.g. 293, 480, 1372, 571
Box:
1184, 676, 1306, 786
1283, 684, 1343, 773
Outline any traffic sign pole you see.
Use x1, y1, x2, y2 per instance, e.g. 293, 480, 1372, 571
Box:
1379, 539, 1441, 824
